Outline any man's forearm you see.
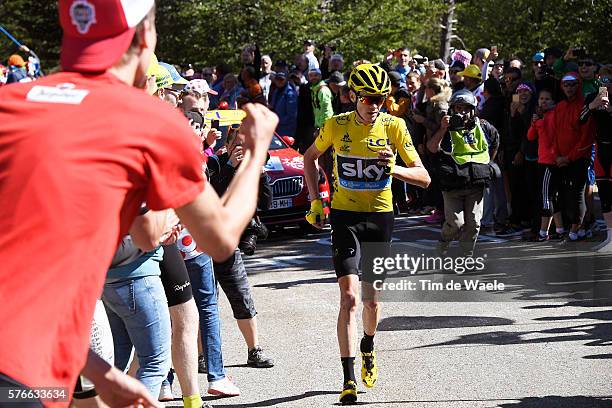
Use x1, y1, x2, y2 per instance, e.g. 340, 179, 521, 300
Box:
392, 165, 430, 188
304, 151, 321, 201
81, 349, 113, 384
427, 128, 445, 153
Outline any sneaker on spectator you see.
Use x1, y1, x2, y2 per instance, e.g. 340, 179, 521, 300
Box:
419, 206, 435, 215
481, 225, 495, 236
159, 379, 173, 402
247, 346, 274, 368
496, 225, 523, 237
208, 376, 240, 397
529, 233, 549, 242
424, 210, 444, 224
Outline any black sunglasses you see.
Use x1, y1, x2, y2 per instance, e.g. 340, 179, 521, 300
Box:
578, 61, 594, 67
358, 95, 386, 105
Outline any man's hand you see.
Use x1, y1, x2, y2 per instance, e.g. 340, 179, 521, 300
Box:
160, 224, 182, 245
96, 366, 160, 408
510, 101, 521, 116
240, 103, 278, 161
532, 113, 540, 124
556, 156, 570, 167
385, 49, 396, 61
512, 151, 524, 166
377, 146, 394, 167
229, 145, 244, 167
206, 128, 222, 148
440, 115, 450, 131
589, 93, 609, 111
305, 199, 326, 229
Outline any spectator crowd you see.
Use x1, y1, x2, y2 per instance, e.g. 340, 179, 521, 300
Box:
1, 26, 610, 408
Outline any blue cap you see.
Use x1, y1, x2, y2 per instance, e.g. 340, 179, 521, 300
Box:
309, 68, 322, 75
159, 62, 188, 85
532, 52, 545, 62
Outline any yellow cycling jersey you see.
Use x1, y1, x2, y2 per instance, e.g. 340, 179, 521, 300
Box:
314, 111, 420, 213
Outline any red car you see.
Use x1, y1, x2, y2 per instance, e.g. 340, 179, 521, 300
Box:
260, 133, 329, 229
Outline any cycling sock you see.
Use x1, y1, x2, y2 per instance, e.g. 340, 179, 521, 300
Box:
341, 357, 356, 384
569, 231, 578, 241
577, 229, 586, 238
183, 394, 203, 408
539, 229, 548, 238
556, 227, 565, 234
360, 333, 375, 353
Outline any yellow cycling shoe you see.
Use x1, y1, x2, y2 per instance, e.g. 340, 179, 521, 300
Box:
339, 380, 357, 404
361, 351, 378, 388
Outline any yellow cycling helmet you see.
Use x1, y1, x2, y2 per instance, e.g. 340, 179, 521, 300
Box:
348, 63, 390, 95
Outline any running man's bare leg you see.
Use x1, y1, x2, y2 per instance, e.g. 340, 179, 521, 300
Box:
361, 283, 380, 337
169, 299, 200, 397
337, 275, 359, 357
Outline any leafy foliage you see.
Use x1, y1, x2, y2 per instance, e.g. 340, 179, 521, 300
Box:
0, 0, 609, 73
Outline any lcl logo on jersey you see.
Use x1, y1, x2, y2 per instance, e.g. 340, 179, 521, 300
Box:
367, 138, 391, 147
337, 154, 391, 191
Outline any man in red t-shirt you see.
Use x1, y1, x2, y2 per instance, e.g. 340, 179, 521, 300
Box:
0, 1, 277, 407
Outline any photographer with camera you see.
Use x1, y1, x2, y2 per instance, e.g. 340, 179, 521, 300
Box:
427, 90, 499, 256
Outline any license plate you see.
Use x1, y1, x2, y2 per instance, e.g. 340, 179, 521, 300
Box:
271, 198, 292, 209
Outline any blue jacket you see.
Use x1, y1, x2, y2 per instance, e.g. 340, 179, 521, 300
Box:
270, 82, 298, 137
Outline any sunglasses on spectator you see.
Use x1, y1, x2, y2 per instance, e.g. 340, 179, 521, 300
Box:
358, 95, 386, 105
578, 60, 594, 67
562, 81, 579, 87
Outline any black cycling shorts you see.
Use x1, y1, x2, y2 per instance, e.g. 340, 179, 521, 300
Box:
330, 209, 394, 282
160, 244, 193, 307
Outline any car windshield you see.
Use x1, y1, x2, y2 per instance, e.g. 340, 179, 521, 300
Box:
269, 134, 287, 151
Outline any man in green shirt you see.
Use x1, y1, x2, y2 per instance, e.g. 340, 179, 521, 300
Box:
309, 68, 334, 128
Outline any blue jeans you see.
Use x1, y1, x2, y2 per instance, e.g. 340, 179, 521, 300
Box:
185, 253, 225, 382
102, 275, 172, 397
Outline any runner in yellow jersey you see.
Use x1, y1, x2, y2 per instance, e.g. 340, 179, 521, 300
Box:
303, 64, 430, 403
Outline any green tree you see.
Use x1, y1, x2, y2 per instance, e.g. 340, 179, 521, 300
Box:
454, 0, 611, 65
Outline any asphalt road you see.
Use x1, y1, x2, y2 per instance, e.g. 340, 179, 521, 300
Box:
169, 215, 612, 408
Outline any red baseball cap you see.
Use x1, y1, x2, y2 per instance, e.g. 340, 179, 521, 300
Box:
59, 0, 155, 72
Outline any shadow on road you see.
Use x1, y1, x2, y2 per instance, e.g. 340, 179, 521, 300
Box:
411, 311, 612, 351
207, 390, 337, 407
325, 396, 612, 407
496, 395, 612, 407
253, 276, 336, 290
378, 315, 514, 331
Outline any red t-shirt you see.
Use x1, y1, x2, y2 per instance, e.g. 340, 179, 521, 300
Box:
0, 72, 205, 405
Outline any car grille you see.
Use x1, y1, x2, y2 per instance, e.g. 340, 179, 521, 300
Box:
271, 176, 303, 198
